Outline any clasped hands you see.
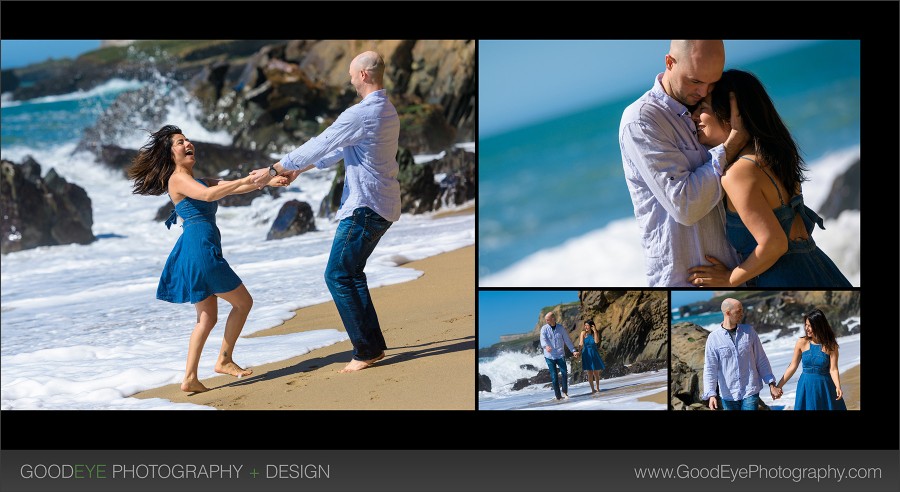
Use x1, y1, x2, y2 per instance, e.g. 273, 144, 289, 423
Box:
770, 384, 784, 400
247, 166, 302, 189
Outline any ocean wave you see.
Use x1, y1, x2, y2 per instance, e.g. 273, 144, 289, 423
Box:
0, 79, 145, 108
480, 144, 861, 287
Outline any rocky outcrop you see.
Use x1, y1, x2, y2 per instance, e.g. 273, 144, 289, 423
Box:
478, 373, 491, 393
1, 158, 94, 253
266, 200, 317, 240
819, 157, 860, 219
670, 322, 710, 409
579, 290, 669, 365
1, 69, 19, 93
512, 369, 551, 391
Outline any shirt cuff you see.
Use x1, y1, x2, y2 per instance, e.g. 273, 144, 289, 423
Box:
710, 144, 726, 176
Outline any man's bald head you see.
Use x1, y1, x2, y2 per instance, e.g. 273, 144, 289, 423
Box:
351, 51, 385, 85
663, 40, 725, 106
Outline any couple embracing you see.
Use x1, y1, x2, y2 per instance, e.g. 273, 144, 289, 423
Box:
703, 298, 846, 411
620, 40, 852, 288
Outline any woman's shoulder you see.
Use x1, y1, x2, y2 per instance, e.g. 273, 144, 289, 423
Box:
721, 156, 762, 187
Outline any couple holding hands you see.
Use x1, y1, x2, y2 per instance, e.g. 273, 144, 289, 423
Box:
704, 298, 847, 411
128, 51, 399, 392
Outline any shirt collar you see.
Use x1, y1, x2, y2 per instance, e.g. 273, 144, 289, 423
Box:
650, 72, 691, 117
363, 89, 386, 101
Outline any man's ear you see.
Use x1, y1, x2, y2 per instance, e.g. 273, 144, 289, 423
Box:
665, 54, 676, 71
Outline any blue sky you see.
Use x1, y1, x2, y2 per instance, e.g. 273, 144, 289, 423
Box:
670, 291, 715, 310
1, 40, 102, 69
480, 40, 823, 138
479, 290, 578, 348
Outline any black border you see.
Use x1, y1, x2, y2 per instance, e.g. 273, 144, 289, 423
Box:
1, 0, 898, 454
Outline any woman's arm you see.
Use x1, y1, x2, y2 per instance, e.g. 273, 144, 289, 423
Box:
169, 173, 283, 203
205, 175, 288, 195
688, 159, 787, 287
829, 347, 843, 400
776, 339, 804, 389
578, 331, 585, 348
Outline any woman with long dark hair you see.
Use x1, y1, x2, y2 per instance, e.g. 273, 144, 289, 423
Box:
685, 69, 851, 288
775, 309, 847, 410
578, 320, 605, 394
129, 125, 287, 393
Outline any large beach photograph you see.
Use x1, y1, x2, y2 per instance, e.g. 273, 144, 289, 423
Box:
1, 40, 476, 410
670, 290, 860, 411
478, 290, 667, 410
479, 40, 859, 288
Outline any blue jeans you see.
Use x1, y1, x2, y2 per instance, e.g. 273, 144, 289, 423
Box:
545, 357, 568, 399
325, 207, 392, 361
721, 393, 760, 411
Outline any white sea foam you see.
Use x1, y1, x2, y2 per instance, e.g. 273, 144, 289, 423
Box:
0, 142, 474, 410
480, 146, 861, 287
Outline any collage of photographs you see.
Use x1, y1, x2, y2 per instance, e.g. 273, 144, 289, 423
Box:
1, 39, 861, 416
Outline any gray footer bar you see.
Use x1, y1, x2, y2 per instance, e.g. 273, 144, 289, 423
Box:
2, 449, 898, 492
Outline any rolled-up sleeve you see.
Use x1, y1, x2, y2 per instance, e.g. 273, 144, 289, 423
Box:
702, 337, 719, 400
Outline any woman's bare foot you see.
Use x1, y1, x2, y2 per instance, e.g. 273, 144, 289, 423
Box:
215, 360, 253, 378
338, 352, 385, 373
181, 377, 209, 393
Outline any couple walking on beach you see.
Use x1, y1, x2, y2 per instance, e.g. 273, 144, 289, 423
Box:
539, 312, 606, 400
704, 298, 847, 411
128, 51, 399, 392
620, 40, 852, 288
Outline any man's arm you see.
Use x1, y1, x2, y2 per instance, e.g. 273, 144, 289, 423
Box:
280, 109, 366, 171
563, 331, 578, 356
749, 327, 775, 385
620, 119, 724, 226
539, 327, 551, 354
702, 336, 720, 401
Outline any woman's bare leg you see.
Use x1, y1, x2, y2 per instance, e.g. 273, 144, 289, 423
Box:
182, 296, 218, 392
214, 284, 253, 377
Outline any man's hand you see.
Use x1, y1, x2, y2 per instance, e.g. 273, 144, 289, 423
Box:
544, 346, 551, 354
770, 384, 783, 400
573, 351, 580, 358
280, 169, 302, 185
708, 397, 718, 410
687, 255, 733, 287
248, 168, 271, 189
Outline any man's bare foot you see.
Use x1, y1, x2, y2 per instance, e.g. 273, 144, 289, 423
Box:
181, 378, 209, 393
338, 352, 385, 373
215, 360, 253, 378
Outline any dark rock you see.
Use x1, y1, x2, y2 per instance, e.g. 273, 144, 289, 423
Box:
511, 369, 552, 391
519, 364, 539, 371
1, 158, 95, 253
397, 147, 439, 214
818, 158, 860, 219
266, 200, 316, 240
318, 162, 345, 219
478, 373, 491, 392
1, 68, 19, 93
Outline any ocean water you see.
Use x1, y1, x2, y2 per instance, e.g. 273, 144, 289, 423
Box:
478, 351, 666, 411
479, 41, 861, 286
1, 77, 474, 410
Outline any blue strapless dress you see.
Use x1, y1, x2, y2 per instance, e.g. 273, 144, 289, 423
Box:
156, 179, 242, 304
582, 334, 605, 371
794, 343, 847, 411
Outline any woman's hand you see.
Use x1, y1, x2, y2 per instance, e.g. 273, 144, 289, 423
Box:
280, 169, 302, 184
687, 255, 734, 287
267, 175, 290, 187
835, 387, 843, 400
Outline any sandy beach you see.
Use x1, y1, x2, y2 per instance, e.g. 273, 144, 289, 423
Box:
134, 243, 475, 410
841, 364, 860, 410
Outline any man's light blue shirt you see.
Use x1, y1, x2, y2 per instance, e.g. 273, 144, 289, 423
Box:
703, 324, 776, 401
280, 89, 401, 222
619, 73, 740, 286
539, 323, 576, 360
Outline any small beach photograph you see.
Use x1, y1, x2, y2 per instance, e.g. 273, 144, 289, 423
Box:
670, 290, 860, 411
478, 40, 859, 287
478, 290, 667, 410
1, 39, 475, 410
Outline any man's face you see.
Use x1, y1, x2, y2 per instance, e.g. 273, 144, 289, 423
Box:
727, 304, 745, 325
546, 314, 556, 325
667, 53, 722, 107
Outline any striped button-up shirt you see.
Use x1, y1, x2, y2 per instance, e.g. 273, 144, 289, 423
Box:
703, 324, 776, 401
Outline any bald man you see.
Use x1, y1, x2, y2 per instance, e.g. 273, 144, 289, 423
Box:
250, 51, 400, 373
619, 40, 747, 287
702, 298, 781, 410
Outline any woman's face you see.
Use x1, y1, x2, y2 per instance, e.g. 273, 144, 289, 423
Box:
691, 95, 730, 147
170, 134, 195, 167
805, 319, 814, 338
